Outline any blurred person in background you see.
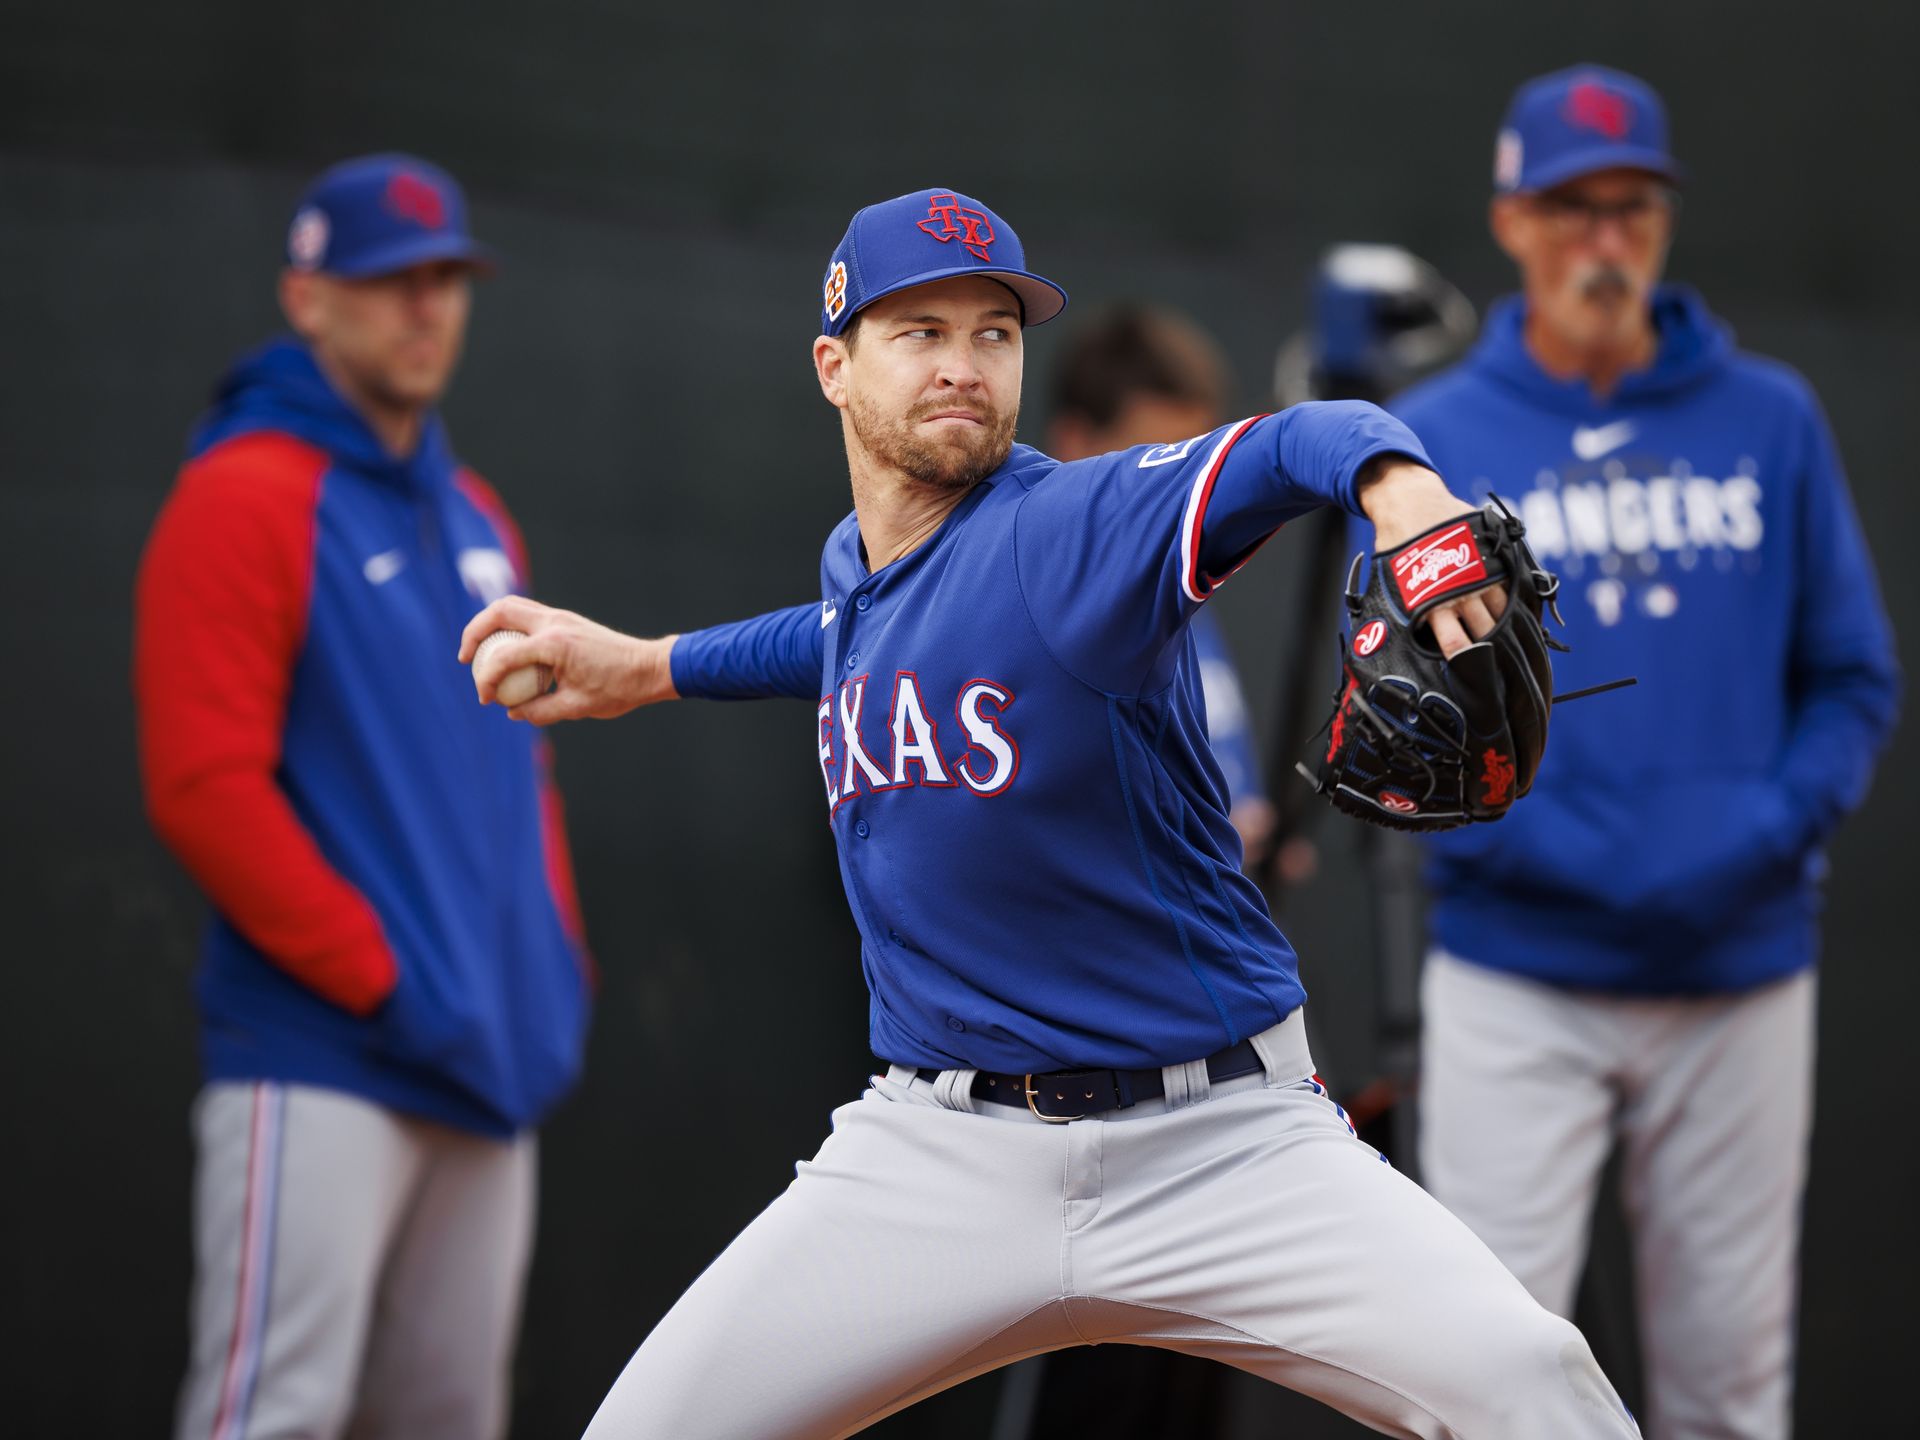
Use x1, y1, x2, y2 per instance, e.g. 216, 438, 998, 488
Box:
1358, 66, 1899, 1439
1047, 305, 1277, 871
134, 153, 591, 1440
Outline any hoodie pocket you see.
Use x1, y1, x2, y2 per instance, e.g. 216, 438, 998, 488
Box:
372, 964, 495, 1089
1440, 774, 1810, 937
1633, 779, 1806, 936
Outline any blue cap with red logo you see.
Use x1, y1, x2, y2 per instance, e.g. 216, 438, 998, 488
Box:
820, 188, 1067, 337
1494, 65, 1684, 195
285, 153, 496, 278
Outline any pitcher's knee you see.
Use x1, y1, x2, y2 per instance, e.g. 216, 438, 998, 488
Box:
1468, 1308, 1639, 1437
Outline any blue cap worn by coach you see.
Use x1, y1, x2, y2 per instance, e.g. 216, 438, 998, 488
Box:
285, 153, 497, 278
1494, 65, 1685, 194
820, 187, 1068, 336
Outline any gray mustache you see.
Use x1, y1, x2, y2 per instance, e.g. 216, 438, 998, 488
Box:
1580, 266, 1632, 301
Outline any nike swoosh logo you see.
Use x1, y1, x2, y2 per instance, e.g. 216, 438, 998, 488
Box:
1571, 421, 1637, 461
820, 601, 838, 629
362, 549, 406, 585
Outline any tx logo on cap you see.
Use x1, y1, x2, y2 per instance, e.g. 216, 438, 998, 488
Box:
917, 192, 995, 261
384, 172, 447, 229
1564, 80, 1633, 140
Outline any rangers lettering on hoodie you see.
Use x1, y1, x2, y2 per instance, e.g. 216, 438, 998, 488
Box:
1511, 468, 1764, 567
1483, 462, 1768, 628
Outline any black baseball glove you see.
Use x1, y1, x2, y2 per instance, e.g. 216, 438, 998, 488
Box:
1296, 501, 1565, 831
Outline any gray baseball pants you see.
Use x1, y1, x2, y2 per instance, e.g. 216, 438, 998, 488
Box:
583, 1011, 1639, 1438
1419, 953, 1816, 1440
175, 1081, 536, 1440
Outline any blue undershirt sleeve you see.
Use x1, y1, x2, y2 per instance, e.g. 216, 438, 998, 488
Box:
669, 602, 824, 701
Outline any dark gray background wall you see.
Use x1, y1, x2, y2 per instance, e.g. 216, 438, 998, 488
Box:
3, 3, 1913, 1435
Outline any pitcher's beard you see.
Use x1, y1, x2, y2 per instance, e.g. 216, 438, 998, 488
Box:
852, 394, 1019, 492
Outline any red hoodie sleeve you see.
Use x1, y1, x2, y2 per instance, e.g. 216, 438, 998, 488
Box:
134, 432, 397, 1015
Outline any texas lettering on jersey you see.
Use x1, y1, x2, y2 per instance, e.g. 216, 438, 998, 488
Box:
817, 672, 1018, 809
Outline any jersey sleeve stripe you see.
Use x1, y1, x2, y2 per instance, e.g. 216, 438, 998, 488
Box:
1179, 415, 1268, 604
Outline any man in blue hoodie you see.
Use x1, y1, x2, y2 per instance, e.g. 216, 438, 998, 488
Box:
1372, 67, 1899, 1440
135, 155, 591, 1440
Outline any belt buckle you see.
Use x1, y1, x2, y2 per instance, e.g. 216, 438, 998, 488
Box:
1024, 1073, 1086, 1123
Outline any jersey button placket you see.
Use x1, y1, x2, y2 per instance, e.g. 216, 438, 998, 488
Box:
854, 819, 870, 839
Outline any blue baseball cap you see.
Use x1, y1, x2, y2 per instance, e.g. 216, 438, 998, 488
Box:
1494, 65, 1684, 195
285, 153, 496, 278
820, 187, 1067, 337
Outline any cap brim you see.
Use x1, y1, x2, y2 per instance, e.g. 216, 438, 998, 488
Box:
1513, 145, 1686, 194
837, 264, 1068, 334
325, 233, 499, 279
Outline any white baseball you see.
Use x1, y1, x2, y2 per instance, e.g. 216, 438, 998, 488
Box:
473, 629, 553, 708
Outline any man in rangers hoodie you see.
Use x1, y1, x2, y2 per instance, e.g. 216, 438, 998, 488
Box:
1358, 68, 1899, 1440
134, 154, 590, 1440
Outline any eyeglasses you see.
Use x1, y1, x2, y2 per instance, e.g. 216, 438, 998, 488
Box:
1527, 189, 1678, 242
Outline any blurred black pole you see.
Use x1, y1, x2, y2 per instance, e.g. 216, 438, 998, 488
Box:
1259, 246, 1478, 1173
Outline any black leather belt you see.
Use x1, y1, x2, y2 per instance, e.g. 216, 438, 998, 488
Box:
906, 1039, 1265, 1122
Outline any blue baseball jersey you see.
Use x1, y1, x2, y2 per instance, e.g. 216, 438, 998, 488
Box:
1189, 608, 1268, 808
674, 403, 1430, 1072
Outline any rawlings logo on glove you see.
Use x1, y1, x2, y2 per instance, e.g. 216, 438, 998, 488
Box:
1297, 501, 1566, 832
1392, 524, 1487, 607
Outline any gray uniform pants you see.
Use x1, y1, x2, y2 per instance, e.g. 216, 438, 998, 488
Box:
175, 1082, 537, 1440
584, 1012, 1639, 1439
1420, 954, 1816, 1440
